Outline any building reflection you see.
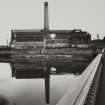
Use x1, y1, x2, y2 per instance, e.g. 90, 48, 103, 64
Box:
10, 60, 89, 78
9, 59, 89, 104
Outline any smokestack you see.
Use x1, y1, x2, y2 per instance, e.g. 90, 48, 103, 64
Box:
44, 2, 49, 31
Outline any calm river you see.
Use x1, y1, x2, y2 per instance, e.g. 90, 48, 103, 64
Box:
0, 60, 90, 105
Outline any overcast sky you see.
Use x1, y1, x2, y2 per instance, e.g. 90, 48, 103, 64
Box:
0, 0, 105, 45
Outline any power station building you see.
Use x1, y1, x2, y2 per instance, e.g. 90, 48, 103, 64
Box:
10, 29, 91, 49
10, 2, 91, 50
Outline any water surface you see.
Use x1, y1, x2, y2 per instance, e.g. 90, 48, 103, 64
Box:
0, 60, 90, 105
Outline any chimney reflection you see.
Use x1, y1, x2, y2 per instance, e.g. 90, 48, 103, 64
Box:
10, 59, 89, 103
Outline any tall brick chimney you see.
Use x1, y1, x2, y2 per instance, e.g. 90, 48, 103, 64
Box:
44, 2, 49, 31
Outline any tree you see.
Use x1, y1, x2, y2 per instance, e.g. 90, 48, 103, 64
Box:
102, 37, 105, 44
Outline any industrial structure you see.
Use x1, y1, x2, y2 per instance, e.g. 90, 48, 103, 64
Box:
1, 2, 105, 105
10, 2, 91, 50
7, 3, 92, 103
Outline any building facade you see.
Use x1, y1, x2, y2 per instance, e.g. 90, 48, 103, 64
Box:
10, 29, 91, 49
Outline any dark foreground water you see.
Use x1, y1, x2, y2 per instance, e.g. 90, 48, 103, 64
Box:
0, 60, 90, 105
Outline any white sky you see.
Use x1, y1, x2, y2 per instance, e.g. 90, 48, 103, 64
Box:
0, 0, 105, 45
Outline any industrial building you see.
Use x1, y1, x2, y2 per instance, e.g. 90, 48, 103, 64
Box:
10, 29, 91, 49
10, 2, 91, 50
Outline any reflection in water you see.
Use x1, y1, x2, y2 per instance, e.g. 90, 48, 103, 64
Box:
0, 63, 11, 78
10, 60, 89, 78
9, 60, 89, 103
0, 59, 90, 105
